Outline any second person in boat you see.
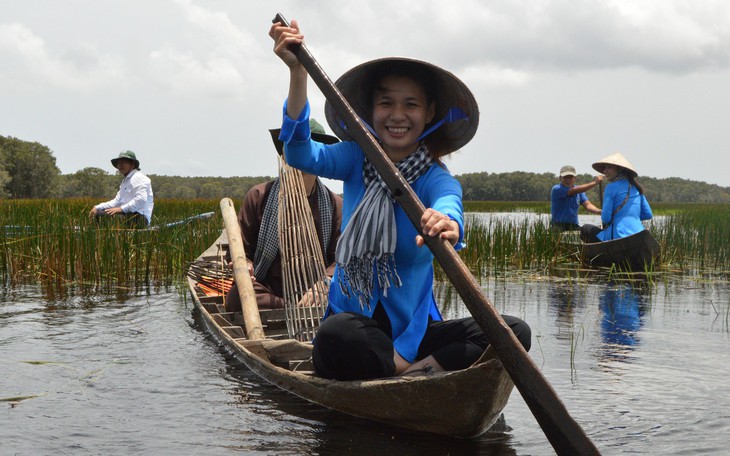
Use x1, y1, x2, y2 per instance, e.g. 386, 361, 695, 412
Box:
580, 152, 653, 243
270, 19, 531, 381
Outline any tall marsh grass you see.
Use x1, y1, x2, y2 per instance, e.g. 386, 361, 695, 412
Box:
437, 203, 730, 281
1, 198, 223, 293
458, 214, 559, 275
652, 204, 730, 273
4, 200, 727, 295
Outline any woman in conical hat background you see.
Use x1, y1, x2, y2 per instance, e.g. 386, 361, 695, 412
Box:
271, 19, 530, 381
580, 152, 653, 243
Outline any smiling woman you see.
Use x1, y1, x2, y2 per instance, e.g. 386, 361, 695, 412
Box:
269, 18, 531, 385
371, 74, 436, 162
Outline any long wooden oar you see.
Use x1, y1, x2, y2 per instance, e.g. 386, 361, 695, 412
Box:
272, 13, 600, 455
220, 197, 265, 340
598, 180, 604, 206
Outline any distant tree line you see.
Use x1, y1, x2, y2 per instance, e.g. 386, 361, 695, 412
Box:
0, 135, 271, 201
2, 135, 729, 203
58, 171, 273, 202
457, 172, 730, 203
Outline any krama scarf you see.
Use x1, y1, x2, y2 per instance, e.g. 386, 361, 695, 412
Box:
336, 145, 433, 310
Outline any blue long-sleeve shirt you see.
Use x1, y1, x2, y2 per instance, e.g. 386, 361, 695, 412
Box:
598, 179, 653, 241
279, 102, 464, 362
551, 183, 588, 225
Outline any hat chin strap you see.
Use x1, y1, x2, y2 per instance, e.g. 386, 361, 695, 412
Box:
339, 118, 379, 139
417, 107, 469, 142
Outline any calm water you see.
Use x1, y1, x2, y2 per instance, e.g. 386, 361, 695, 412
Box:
2, 275, 728, 455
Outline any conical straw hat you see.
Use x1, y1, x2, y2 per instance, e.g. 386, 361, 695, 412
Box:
592, 152, 638, 177
325, 57, 479, 154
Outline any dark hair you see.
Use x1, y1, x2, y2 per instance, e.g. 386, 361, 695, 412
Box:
618, 167, 644, 194
363, 61, 451, 162
628, 175, 644, 195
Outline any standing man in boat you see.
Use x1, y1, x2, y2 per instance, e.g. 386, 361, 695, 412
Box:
224, 120, 343, 313
550, 165, 603, 231
89, 150, 154, 228
580, 152, 653, 242
270, 20, 531, 381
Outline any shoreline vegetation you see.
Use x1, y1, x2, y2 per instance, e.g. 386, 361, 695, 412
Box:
2, 135, 730, 203
2, 199, 728, 298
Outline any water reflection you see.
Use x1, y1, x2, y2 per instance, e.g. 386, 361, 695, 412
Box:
548, 283, 589, 342
598, 284, 647, 363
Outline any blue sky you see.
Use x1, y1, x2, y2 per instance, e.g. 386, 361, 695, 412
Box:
2, 0, 729, 190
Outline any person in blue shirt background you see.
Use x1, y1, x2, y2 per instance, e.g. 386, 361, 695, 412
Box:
550, 165, 602, 231
581, 153, 653, 242
270, 19, 531, 381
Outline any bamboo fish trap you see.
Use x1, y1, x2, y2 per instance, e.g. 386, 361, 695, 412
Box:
277, 158, 329, 341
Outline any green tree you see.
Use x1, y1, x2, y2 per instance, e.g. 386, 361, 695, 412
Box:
60, 167, 117, 198
0, 136, 61, 198
199, 182, 224, 199
0, 147, 10, 198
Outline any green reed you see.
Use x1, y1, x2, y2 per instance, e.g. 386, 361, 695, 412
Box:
652, 204, 730, 273
434, 203, 730, 282
436, 213, 562, 280
1, 198, 223, 293
464, 201, 551, 213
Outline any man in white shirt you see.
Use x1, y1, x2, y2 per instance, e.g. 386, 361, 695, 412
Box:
89, 150, 154, 228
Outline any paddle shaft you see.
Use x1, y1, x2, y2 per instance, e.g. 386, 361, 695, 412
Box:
272, 13, 600, 455
598, 180, 604, 203
220, 198, 266, 340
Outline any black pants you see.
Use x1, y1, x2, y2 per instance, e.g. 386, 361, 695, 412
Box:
95, 212, 147, 229
551, 222, 580, 232
312, 303, 531, 381
580, 224, 602, 243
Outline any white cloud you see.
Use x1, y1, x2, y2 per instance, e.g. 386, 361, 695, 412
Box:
2, 0, 729, 186
144, 0, 272, 98
0, 22, 126, 92
312, 0, 730, 74
148, 49, 247, 97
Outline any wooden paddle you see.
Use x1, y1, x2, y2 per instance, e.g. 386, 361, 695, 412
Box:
598, 180, 604, 207
220, 197, 265, 340
272, 13, 601, 455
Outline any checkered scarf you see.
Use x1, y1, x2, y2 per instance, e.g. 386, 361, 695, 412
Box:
253, 177, 333, 282
336, 145, 433, 310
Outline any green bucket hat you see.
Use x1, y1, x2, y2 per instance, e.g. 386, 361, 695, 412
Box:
111, 150, 140, 169
269, 118, 339, 156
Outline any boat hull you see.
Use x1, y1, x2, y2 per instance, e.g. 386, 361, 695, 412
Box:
188, 234, 514, 438
580, 230, 661, 271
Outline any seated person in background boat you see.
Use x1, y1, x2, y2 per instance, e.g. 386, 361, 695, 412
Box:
224, 120, 343, 313
580, 152, 653, 243
271, 20, 531, 381
550, 165, 602, 231
89, 150, 154, 228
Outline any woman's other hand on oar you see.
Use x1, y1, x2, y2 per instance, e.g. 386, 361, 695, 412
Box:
416, 208, 459, 247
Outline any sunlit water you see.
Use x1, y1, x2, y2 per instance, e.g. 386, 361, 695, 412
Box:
1, 212, 728, 455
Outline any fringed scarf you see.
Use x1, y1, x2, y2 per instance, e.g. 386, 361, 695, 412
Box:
336, 145, 433, 310
253, 177, 333, 282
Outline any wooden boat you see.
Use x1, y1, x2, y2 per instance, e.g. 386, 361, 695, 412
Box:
186, 232, 515, 438
562, 229, 661, 271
